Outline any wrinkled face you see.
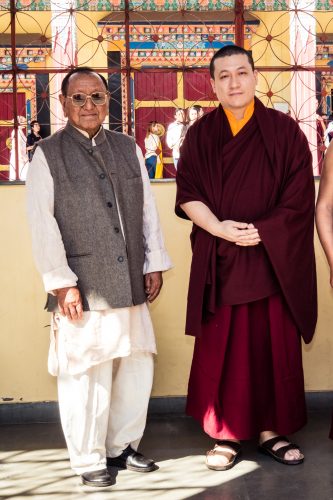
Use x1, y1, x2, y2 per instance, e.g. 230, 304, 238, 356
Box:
210, 54, 257, 115
32, 123, 40, 133
60, 72, 109, 137
175, 109, 185, 123
188, 108, 199, 122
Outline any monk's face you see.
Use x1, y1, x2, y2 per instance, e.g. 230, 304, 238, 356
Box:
210, 54, 258, 117
60, 72, 109, 137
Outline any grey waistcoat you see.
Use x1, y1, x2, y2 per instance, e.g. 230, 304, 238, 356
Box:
39, 122, 146, 312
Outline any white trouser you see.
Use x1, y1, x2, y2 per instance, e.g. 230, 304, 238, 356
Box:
57, 335, 154, 475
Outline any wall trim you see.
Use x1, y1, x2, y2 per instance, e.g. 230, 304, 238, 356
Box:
0, 392, 332, 425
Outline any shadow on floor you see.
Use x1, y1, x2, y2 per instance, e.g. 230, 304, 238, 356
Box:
0, 409, 333, 499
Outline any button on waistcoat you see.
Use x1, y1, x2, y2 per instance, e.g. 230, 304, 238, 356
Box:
39, 123, 146, 312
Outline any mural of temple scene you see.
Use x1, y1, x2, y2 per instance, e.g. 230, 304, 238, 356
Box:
317, 34, 333, 117
0, 0, 332, 181
0, 35, 51, 181
97, 11, 258, 177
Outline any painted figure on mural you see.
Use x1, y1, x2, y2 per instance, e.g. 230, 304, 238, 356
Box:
144, 121, 163, 179
166, 108, 186, 170
186, 105, 204, 128
154, 123, 165, 179
9, 115, 29, 181
176, 45, 317, 470
26, 67, 172, 488
26, 120, 42, 162
324, 115, 333, 148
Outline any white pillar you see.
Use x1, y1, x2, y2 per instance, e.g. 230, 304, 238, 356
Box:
50, 0, 77, 133
289, 1, 318, 174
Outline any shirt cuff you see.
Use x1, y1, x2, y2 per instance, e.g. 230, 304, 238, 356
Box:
42, 266, 78, 294
143, 250, 173, 274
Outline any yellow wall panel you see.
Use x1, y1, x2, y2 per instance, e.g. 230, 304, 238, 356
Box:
1, 181, 333, 405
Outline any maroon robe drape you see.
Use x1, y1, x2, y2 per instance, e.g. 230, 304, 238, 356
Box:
175, 97, 317, 344
186, 294, 306, 439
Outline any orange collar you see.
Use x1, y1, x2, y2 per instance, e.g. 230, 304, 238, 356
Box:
224, 100, 255, 136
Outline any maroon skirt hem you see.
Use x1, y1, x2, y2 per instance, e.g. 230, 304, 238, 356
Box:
186, 293, 307, 440
186, 406, 307, 441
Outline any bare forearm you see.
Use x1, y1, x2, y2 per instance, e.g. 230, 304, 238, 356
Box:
180, 201, 220, 235
180, 201, 260, 245
316, 206, 333, 267
316, 142, 333, 267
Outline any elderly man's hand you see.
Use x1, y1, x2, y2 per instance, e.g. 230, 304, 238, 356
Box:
144, 272, 163, 302
56, 286, 83, 321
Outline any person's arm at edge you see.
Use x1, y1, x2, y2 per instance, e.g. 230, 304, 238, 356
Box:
316, 141, 333, 286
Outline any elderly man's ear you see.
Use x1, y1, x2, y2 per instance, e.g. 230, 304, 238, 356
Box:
59, 94, 68, 117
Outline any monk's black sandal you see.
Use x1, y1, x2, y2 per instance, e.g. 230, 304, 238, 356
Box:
258, 435, 304, 465
205, 440, 242, 471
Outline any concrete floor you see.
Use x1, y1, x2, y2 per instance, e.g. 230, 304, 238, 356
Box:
1, 406, 333, 500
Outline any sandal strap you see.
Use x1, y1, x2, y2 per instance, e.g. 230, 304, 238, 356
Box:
215, 440, 242, 454
272, 443, 300, 460
260, 435, 289, 450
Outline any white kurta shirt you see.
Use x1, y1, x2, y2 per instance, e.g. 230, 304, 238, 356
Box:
26, 128, 172, 376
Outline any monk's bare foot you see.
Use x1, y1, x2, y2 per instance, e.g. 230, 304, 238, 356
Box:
259, 431, 304, 463
205, 440, 241, 471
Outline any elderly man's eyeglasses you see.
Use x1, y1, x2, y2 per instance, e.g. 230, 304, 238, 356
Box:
66, 92, 109, 107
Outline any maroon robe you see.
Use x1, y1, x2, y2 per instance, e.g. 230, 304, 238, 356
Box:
175, 98, 317, 439
186, 294, 306, 439
175, 97, 317, 344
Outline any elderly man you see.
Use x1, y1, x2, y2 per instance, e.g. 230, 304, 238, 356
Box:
176, 45, 317, 470
26, 67, 171, 487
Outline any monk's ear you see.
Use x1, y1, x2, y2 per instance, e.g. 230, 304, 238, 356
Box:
59, 94, 68, 117
253, 70, 258, 85
210, 77, 216, 95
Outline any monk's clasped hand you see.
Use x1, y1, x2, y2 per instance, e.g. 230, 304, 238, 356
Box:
218, 220, 261, 246
235, 222, 261, 246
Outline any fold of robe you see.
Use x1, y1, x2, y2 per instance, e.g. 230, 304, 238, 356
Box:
186, 294, 306, 440
175, 97, 317, 343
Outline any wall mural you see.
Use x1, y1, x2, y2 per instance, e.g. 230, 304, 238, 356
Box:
0, 0, 332, 181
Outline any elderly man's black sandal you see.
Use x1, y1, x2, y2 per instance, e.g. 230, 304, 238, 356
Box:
205, 440, 242, 471
258, 435, 304, 465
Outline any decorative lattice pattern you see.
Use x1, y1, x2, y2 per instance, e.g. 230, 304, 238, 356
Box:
0, 0, 332, 181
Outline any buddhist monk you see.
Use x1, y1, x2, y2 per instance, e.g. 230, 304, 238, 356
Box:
175, 45, 317, 470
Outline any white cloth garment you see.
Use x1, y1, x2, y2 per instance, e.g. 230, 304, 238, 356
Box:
166, 121, 185, 161
26, 126, 171, 474
57, 329, 154, 474
144, 133, 160, 159
26, 130, 172, 376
